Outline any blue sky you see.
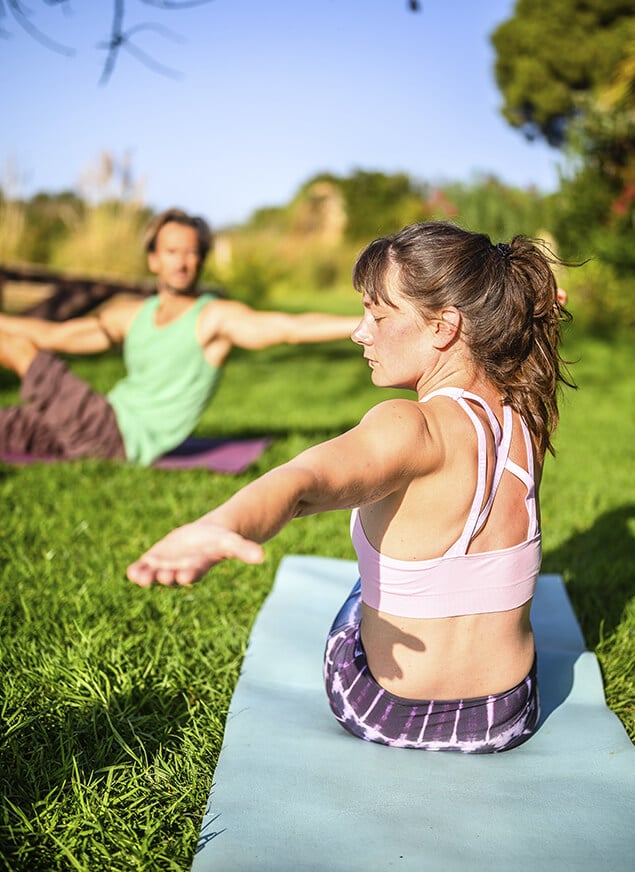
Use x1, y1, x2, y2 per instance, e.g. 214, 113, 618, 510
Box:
0, 0, 564, 228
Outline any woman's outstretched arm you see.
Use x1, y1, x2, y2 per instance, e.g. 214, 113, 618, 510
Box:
126, 400, 435, 587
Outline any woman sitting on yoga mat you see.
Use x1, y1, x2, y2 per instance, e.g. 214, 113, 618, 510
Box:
128, 221, 573, 753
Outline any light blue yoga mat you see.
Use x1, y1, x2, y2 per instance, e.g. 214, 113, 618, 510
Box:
192, 556, 634, 871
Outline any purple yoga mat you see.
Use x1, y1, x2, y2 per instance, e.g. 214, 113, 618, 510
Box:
0, 437, 271, 474
153, 436, 271, 473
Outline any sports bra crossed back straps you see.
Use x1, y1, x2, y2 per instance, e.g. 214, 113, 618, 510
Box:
351, 388, 541, 619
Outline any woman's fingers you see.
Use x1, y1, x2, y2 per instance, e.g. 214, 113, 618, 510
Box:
126, 524, 265, 587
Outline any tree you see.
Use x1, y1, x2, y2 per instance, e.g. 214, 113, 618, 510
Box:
493, 0, 635, 288
491, 0, 635, 147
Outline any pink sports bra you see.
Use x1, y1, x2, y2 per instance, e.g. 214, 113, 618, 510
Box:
351, 388, 541, 619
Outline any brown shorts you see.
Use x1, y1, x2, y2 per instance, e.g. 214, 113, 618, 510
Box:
0, 351, 126, 460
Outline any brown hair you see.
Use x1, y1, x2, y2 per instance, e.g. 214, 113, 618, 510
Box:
352, 221, 575, 459
143, 208, 213, 260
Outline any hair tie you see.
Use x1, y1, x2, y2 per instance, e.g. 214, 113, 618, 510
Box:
495, 242, 511, 258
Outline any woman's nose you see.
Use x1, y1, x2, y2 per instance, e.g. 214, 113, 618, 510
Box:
351, 317, 371, 345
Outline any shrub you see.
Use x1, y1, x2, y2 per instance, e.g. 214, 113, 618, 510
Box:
562, 257, 635, 337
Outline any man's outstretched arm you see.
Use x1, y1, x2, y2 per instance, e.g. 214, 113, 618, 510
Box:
199, 299, 359, 351
0, 297, 142, 355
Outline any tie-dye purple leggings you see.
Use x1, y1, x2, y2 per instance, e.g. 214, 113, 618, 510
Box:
323, 581, 539, 753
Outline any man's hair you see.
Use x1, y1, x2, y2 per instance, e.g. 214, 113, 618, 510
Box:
143, 208, 213, 260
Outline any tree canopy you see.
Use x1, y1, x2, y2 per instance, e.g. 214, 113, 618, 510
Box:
492, 0, 635, 285
491, 0, 635, 147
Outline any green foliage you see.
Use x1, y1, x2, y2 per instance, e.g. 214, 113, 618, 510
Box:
22, 192, 86, 264
336, 170, 430, 240
201, 230, 305, 306
561, 256, 635, 337
49, 200, 151, 279
491, 0, 635, 146
553, 160, 635, 286
0, 150, 152, 280
214, 170, 561, 309
0, 194, 26, 264
491, 0, 635, 307
204, 251, 276, 306
553, 165, 615, 258
442, 175, 555, 241
246, 203, 292, 233
268, 244, 357, 298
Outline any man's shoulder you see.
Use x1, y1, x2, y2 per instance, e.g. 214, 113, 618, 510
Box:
99, 294, 149, 339
197, 295, 250, 324
198, 291, 232, 307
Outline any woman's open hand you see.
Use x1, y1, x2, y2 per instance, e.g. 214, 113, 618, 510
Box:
126, 519, 265, 587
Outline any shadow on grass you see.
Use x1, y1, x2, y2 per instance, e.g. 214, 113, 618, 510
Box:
542, 502, 635, 646
0, 682, 202, 822
0, 686, 204, 869
0, 368, 20, 390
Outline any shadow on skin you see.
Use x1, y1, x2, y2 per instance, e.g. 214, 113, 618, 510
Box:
362, 614, 427, 683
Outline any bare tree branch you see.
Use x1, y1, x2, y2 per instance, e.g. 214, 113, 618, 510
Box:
142, 0, 215, 9
1, 0, 422, 83
98, 0, 192, 84
124, 21, 186, 43
97, 0, 124, 85
99, 22, 186, 84
2, 0, 74, 54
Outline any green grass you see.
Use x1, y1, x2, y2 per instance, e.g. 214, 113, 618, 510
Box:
1, 329, 633, 871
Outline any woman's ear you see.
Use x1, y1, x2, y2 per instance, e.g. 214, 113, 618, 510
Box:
432, 308, 461, 348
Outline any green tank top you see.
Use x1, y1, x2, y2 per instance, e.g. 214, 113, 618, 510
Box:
107, 293, 221, 465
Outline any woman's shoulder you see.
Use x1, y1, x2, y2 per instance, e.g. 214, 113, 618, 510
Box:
362, 395, 472, 439
352, 399, 441, 478
358, 399, 439, 468
361, 397, 429, 430
414, 390, 488, 455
